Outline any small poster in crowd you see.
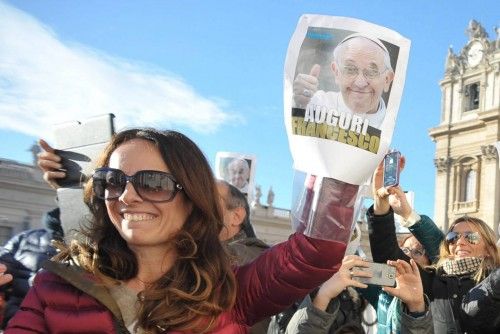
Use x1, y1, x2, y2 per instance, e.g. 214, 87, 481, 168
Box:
284, 15, 410, 243
215, 152, 257, 200
284, 14, 410, 185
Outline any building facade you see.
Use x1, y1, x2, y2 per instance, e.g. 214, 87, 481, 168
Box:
249, 186, 293, 245
0, 156, 57, 245
429, 20, 500, 233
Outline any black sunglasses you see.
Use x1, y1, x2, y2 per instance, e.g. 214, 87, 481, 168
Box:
92, 168, 183, 202
445, 231, 481, 245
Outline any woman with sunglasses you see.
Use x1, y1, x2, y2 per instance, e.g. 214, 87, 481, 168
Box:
7, 128, 346, 333
368, 163, 500, 333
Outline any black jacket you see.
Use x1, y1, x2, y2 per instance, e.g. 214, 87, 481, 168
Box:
0, 208, 62, 327
460, 267, 500, 333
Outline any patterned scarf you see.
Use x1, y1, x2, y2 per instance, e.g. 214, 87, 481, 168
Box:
442, 257, 482, 276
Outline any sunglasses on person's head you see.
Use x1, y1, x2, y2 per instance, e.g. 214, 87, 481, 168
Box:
92, 168, 183, 202
445, 231, 481, 245
401, 247, 425, 257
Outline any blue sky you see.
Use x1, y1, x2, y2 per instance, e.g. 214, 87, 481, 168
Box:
0, 0, 498, 217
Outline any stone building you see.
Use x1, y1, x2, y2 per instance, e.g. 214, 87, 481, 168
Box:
0, 148, 57, 245
429, 20, 500, 233
249, 185, 293, 245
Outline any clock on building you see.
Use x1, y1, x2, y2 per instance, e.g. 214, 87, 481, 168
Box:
467, 41, 484, 67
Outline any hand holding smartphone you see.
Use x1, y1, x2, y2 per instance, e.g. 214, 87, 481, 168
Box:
352, 262, 396, 287
53, 114, 115, 240
53, 114, 115, 188
383, 151, 401, 188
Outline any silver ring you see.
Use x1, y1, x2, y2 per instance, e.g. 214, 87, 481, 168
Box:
303, 89, 312, 97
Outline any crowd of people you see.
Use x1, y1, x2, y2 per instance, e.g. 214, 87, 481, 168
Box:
0, 127, 497, 334
0, 35, 498, 331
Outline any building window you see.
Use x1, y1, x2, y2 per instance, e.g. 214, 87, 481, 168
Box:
452, 157, 479, 213
464, 82, 480, 112
463, 170, 476, 202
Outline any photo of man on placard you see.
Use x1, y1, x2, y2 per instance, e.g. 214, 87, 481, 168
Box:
215, 153, 256, 196
225, 157, 251, 194
293, 29, 399, 129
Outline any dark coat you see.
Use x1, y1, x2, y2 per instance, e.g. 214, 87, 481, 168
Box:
225, 230, 271, 334
225, 230, 270, 267
460, 267, 500, 333
0, 208, 62, 327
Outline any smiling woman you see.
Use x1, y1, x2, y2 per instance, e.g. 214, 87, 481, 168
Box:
6, 128, 346, 333
437, 216, 499, 282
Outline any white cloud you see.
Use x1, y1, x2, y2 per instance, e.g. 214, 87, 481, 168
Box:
0, 1, 238, 140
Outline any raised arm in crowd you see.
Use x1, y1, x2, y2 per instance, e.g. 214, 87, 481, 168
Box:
368, 156, 500, 333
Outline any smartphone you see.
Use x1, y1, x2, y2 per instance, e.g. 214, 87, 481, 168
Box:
352, 262, 396, 287
383, 151, 401, 188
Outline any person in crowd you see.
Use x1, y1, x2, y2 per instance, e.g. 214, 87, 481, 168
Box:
36, 152, 269, 332
0, 207, 62, 328
217, 179, 270, 334
6, 128, 346, 333
293, 33, 395, 128
373, 164, 444, 334
368, 159, 500, 333
400, 235, 429, 266
268, 224, 371, 334
374, 231, 436, 334
226, 158, 251, 193
460, 257, 500, 332
284, 255, 371, 334
285, 255, 433, 334
39, 152, 269, 332
217, 180, 269, 266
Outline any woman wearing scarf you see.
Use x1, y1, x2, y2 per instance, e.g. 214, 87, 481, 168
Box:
368, 159, 500, 333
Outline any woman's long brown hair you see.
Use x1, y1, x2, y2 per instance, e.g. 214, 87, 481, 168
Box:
57, 128, 236, 332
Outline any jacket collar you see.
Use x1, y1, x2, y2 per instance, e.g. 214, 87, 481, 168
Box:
42, 260, 124, 323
